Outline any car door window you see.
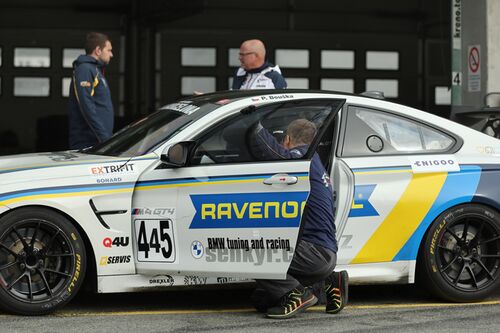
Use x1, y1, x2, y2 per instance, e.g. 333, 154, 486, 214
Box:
342, 106, 455, 156
190, 100, 343, 165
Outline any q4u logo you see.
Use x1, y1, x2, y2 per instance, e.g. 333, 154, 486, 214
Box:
103, 236, 130, 248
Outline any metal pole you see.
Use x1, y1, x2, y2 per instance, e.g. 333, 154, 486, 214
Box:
451, 0, 462, 108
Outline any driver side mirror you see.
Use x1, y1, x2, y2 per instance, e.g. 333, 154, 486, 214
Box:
160, 141, 194, 167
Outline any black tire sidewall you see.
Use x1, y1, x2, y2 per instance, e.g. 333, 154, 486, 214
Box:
0, 207, 86, 315
420, 204, 500, 302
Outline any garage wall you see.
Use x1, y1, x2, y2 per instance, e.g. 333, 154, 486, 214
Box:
0, 0, 451, 154
0, 8, 123, 153
156, 0, 450, 116
159, 30, 418, 106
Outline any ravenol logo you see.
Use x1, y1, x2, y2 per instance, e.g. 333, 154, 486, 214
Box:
189, 192, 308, 229
349, 184, 379, 218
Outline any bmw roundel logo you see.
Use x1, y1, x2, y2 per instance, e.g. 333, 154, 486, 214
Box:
191, 241, 204, 259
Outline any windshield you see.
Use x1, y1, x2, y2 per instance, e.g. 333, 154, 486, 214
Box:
86, 102, 221, 157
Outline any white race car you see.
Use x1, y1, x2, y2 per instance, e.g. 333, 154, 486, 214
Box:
0, 90, 499, 315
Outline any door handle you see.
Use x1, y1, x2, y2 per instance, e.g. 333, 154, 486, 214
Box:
263, 174, 298, 185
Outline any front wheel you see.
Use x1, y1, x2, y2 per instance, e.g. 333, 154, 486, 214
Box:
0, 207, 86, 315
418, 204, 500, 302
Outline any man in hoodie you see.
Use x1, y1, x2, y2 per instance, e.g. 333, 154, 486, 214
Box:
232, 39, 287, 90
68, 32, 114, 150
249, 119, 348, 319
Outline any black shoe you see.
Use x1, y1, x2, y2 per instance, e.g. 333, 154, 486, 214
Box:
266, 287, 318, 319
251, 288, 271, 313
325, 270, 349, 314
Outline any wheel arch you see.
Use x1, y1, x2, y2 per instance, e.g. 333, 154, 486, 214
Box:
408, 164, 500, 280
414, 201, 500, 282
392, 199, 499, 282
0, 204, 97, 293
413, 202, 500, 301
470, 194, 500, 213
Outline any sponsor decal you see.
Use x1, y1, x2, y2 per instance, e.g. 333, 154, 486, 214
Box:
476, 145, 500, 156
207, 237, 290, 251
164, 102, 199, 114
191, 240, 204, 259
99, 255, 131, 266
409, 155, 460, 173
96, 177, 122, 184
90, 163, 135, 175
349, 185, 379, 218
205, 237, 293, 265
216, 277, 249, 284
102, 236, 130, 248
132, 207, 176, 216
149, 274, 175, 286
189, 192, 308, 229
184, 276, 207, 285
339, 234, 353, 249
205, 248, 293, 266
80, 81, 91, 87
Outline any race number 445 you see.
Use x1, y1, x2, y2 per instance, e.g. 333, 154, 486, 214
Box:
135, 219, 176, 262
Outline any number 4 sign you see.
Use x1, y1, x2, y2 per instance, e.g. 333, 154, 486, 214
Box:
452, 72, 462, 86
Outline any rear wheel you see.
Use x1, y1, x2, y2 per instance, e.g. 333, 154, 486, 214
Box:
0, 207, 86, 315
419, 204, 500, 302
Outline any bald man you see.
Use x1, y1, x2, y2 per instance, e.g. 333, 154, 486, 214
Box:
232, 39, 287, 90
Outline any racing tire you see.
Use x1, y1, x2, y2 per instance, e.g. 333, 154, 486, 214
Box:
418, 204, 500, 302
0, 207, 86, 315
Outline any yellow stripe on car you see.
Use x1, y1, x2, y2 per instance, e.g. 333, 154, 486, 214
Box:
0, 188, 133, 206
351, 172, 447, 264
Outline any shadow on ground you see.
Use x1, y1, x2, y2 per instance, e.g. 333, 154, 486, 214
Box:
65, 283, 438, 313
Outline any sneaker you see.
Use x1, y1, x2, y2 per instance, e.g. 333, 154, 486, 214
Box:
325, 270, 349, 314
266, 287, 318, 319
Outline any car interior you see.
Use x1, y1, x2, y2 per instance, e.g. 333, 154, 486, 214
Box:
190, 101, 338, 168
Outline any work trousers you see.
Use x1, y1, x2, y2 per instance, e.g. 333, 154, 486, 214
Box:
255, 240, 337, 303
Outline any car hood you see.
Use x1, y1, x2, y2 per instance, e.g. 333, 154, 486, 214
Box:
0, 151, 151, 185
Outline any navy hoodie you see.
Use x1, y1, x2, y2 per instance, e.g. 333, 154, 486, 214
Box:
68, 55, 114, 149
250, 123, 338, 253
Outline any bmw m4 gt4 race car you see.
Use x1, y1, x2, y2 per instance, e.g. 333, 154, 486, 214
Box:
0, 90, 499, 315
